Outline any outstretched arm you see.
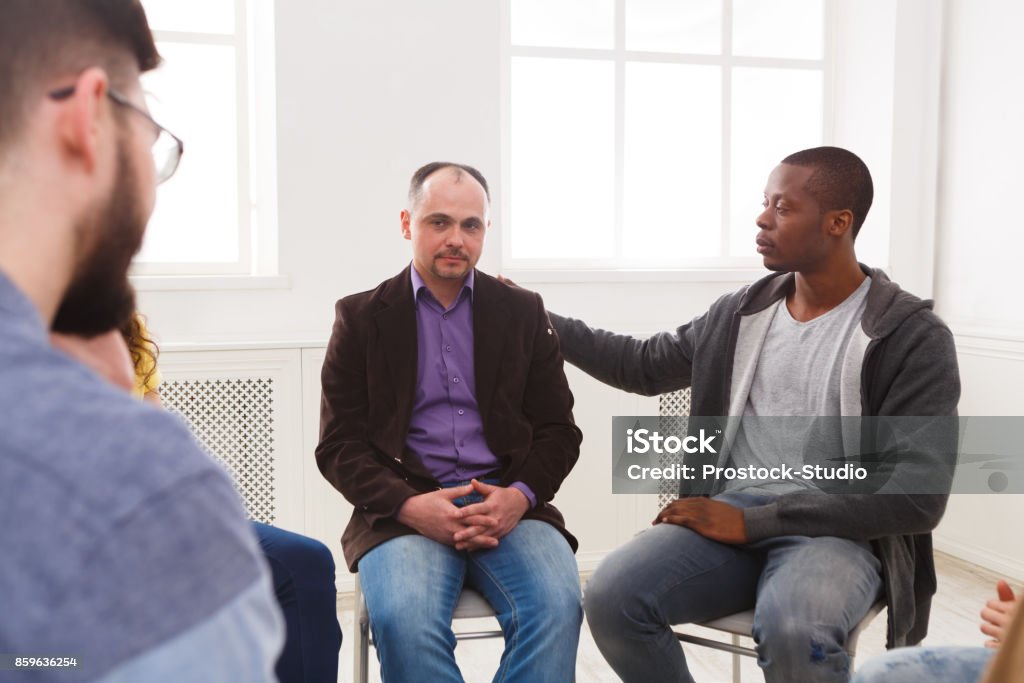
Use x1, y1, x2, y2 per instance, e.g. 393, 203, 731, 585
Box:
548, 311, 697, 396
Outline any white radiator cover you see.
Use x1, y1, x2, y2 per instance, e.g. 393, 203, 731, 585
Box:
657, 388, 692, 511
163, 377, 278, 525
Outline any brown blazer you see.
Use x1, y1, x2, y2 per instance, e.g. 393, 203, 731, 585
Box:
316, 266, 582, 571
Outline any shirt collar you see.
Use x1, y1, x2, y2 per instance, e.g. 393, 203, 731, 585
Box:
410, 262, 475, 304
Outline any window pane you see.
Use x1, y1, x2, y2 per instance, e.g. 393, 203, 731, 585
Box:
732, 0, 824, 59
142, 0, 235, 35
729, 67, 822, 256
625, 0, 721, 55
137, 42, 239, 264
510, 57, 615, 260
624, 63, 721, 262
511, 0, 614, 49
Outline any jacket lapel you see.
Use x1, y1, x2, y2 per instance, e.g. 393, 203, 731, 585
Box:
374, 267, 417, 434
472, 272, 509, 423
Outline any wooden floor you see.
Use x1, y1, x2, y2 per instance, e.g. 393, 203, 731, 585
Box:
333, 551, 1008, 682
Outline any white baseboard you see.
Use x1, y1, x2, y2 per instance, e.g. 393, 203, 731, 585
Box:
576, 550, 610, 575
934, 533, 1024, 583
337, 574, 357, 594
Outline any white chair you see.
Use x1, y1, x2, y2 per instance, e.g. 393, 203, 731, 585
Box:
674, 600, 886, 683
353, 574, 503, 683
656, 391, 887, 681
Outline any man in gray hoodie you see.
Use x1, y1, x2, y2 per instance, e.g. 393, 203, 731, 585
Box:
551, 147, 960, 683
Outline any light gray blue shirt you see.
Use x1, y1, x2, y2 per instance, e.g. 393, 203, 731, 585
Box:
0, 271, 283, 682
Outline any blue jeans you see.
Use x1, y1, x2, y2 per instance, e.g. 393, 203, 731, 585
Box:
358, 519, 582, 683
851, 646, 994, 683
252, 522, 343, 683
584, 490, 883, 683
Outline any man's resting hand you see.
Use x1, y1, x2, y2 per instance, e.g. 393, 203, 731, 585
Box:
654, 497, 749, 544
396, 484, 498, 548
454, 479, 530, 551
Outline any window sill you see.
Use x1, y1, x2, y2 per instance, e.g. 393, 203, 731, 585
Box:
129, 274, 291, 292
501, 268, 768, 284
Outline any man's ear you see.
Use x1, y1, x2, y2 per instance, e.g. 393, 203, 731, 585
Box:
826, 209, 854, 238
400, 209, 412, 240
56, 68, 111, 179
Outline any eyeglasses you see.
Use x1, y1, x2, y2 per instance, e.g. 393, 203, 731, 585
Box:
49, 85, 184, 184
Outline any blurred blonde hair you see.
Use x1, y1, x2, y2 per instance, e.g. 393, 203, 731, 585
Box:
119, 312, 159, 387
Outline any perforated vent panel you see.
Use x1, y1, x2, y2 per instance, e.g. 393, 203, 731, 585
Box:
162, 378, 276, 524
656, 388, 692, 510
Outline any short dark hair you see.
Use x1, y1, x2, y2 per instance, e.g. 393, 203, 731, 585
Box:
0, 0, 160, 148
408, 162, 491, 208
781, 146, 874, 239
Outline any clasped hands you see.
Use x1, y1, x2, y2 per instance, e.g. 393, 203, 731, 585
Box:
397, 479, 530, 551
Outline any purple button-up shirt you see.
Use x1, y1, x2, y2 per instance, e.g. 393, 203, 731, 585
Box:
407, 266, 535, 506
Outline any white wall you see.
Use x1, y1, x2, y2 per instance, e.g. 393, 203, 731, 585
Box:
930, 0, 1024, 582
139, 0, 506, 345
134, 0, 1024, 582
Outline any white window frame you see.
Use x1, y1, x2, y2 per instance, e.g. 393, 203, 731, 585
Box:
499, 0, 833, 280
131, 0, 279, 283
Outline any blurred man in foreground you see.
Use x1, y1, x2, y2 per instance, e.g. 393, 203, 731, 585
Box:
0, 2, 282, 679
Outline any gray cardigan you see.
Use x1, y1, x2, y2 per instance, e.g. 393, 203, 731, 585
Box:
550, 265, 961, 648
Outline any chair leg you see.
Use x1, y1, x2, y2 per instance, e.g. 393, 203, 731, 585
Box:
355, 619, 369, 683
731, 634, 741, 683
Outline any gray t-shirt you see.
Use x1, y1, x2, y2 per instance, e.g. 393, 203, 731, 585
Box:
0, 271, 282, 682
727, 276, 871, 494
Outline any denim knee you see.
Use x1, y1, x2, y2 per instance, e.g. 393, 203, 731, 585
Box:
369, 598, 453, 648
757, 616, 844, 657
755, 614, 850, 679
584, 564, 660, 637
255, 523, 336, 583
530, 575, 583, 633
583, 564, 621, 632
278, 534, 335, 578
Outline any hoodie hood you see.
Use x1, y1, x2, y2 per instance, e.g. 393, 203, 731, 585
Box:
737, 264, 934, 340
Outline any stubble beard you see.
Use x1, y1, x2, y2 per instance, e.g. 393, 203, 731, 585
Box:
51, 141, 147, 336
